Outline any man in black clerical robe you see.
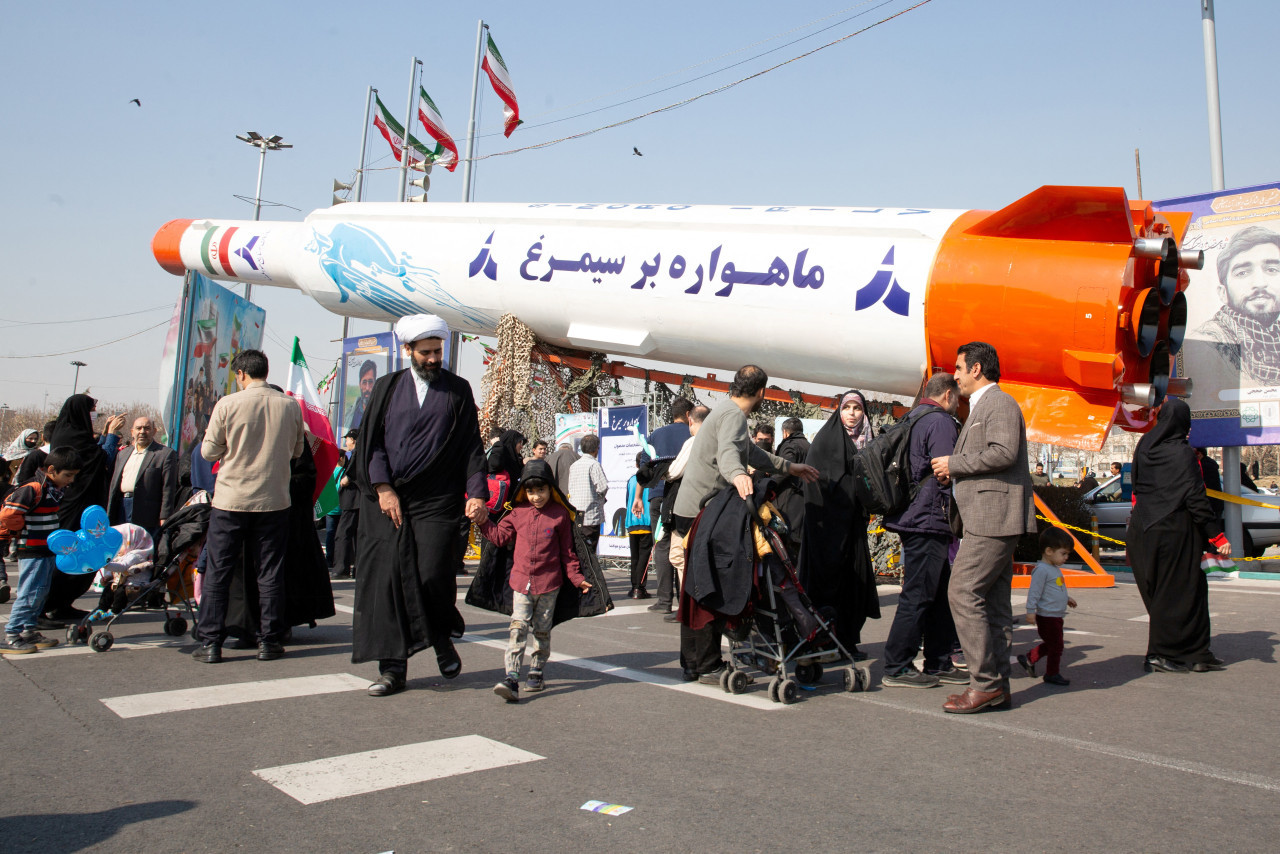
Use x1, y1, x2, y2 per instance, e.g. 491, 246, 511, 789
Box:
350, 314, 488, 697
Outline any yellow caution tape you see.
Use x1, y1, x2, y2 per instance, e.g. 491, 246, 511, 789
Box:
1205, 489, 1280, 511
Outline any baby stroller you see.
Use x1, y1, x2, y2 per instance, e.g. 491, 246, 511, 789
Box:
713, 492, 871, 704
67, 501, 209, 652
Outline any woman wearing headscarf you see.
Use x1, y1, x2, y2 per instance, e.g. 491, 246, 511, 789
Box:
41, 394, 123, 620
797, 390, 880, 658
1127, 397, 1230, 673
487, 430, 527, 488
3, 429, 40, 468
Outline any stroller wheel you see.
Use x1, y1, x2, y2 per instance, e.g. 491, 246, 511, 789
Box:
0, 583, 10, 604
90, 632, 114, 653
717, 668, 731, 692
726, 670, 750, 695
170, 617, 188, 637
779, 678, 800, 705
768, 676, 782, 703
67, 624, 90, 645
795, 662, 823, 685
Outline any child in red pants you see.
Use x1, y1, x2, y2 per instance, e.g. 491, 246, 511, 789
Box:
1018, 527, 1078, 686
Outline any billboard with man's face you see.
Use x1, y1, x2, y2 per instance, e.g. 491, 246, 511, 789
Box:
1156, 182, 1280, 447
338, 332, 401, 438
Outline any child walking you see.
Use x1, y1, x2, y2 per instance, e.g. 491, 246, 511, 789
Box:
1018, 526, 1078, 686
471, 459, 592, 703
1, 446, 82, 654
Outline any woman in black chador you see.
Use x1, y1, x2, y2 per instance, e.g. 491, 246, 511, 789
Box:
1127, 398, 1230, 673
797, 390, 880, 658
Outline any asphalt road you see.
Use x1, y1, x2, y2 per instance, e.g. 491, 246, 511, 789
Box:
2, 568, 1278, 853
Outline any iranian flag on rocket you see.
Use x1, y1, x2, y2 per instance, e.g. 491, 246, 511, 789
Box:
417, 87, 459, 172
372, 95, 431, 166
482, 33, 521, 137
287, 337, 340, 515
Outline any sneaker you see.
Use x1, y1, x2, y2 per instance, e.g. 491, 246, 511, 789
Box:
494, 676, 520, 703
20, 631, 59, 650
1043, 673, 1070, 686
882, 666, 940, 688
525, 670, 545, 693
2, 634, 38, 655
1017, 654, 1037, 678
697, 663, 727, 684
924, 665, 969, 685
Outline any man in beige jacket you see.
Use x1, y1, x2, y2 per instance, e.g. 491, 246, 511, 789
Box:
193, 349, 304, 664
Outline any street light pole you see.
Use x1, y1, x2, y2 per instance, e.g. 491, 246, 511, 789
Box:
70, 360, 87, 394
0, 404, 11, 439
235, 132, 292, 302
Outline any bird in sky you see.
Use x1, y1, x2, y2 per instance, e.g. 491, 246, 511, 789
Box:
129, 98, 141, 107
633, 147, 643, 156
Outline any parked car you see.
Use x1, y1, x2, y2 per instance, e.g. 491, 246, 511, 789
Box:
1084, 474, 1280, 557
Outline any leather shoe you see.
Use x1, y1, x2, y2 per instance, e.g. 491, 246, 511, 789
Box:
191, 642, 222, 664
436, 639, 462, 679
1143, 655, 1189, 674
943, 687, 1008, 714
647, 602, 671, 612
628, 587, 651, 599
1190, 660, 1226, 672
367, 673, 406, 697
663, 611, 679, 623
258, 640, 285, 661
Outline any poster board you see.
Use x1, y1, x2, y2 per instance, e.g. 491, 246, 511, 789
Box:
338, 332, 401, 437
554, 412, 596, 450
169, 274, 266, 456
596, 404, 648, 558
1155, 182, 1280, 446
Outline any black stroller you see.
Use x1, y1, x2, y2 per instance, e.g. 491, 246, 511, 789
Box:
66, 502, 209, 652
711, 493, 871, 703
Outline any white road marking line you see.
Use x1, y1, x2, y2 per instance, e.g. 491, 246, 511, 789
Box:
461, 634, 785, 710
253, 735, 544, 805
601, 603, 658, 618
334, 604, 354, 614
101, 673, 370, 718
14, 638, 183, 659
1127, 613, 1219, 623
846, 692, 1280, 793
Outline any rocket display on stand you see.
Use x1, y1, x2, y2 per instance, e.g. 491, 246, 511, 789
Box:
152, 185, 1199, 450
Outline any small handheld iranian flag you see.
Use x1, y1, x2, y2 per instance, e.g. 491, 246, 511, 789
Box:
286, 337, 341, 517
373, 94, 432, 166
481, 33, 522, 138
417, 87, 459, 173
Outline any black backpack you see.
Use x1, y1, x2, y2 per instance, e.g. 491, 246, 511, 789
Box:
849, 407, 939, 516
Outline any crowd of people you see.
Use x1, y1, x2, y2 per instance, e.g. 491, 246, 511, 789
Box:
0, 317, 1236, 710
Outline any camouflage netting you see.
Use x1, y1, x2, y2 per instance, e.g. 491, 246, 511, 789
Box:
476, 312, 907, 578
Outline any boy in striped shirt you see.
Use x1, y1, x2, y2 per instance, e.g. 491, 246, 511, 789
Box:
1, 446, 82, 654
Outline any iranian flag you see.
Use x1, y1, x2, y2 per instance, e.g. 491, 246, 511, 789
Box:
286, 337, 341, 516
373, 94, 431, 166
417, 87, 459, 172
482, 33, 522, 137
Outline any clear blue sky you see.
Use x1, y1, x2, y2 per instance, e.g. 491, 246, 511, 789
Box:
3, 0, 1278, 414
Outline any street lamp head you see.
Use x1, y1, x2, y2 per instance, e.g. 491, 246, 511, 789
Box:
70, 360, 87, 367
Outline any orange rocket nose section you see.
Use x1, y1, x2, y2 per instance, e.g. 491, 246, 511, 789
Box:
152, 219, 193, 275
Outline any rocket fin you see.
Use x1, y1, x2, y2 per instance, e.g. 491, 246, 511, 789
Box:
564, 322, 654, 355
966, 186, 1135, 244
1001, 381, 1119, 452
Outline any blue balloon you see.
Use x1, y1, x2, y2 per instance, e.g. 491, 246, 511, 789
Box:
81, 505, 110, 536
102, 527, 124, 554
47, 529, 79, 556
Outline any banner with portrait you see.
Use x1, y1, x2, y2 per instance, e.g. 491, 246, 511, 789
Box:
1155, 181, 1280, 446
338, 333, 401, 438
166, 273, 266, 457
554, 412, 596, 451
596, 404, 648, 558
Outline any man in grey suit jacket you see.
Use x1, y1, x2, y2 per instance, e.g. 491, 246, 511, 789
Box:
107, 416, 178, 538
930, 342, 1036, 714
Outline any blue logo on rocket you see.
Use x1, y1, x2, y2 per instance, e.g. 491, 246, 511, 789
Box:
854, 247, 910, 317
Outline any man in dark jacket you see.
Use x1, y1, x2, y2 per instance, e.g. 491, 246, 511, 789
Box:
773, 417, 810, 559
881, 372, 965, 688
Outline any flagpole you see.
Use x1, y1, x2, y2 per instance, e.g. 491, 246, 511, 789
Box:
397, 57, 422, 202
461, 19, 487, 204
354, 86, 375, 202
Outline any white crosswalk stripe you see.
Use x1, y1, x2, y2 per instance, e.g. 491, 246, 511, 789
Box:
253, 735, 544, 804
101, 673, 369, 718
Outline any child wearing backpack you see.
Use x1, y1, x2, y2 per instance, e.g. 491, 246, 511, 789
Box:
1, 446, 83, 654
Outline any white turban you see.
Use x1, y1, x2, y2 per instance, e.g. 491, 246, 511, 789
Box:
394, 313, 450, 344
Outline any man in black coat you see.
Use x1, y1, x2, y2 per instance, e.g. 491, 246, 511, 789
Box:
107, 416, 178, 538
773, 417, 810, 559
351, 315, 488, 697
881, 373, 964, 689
